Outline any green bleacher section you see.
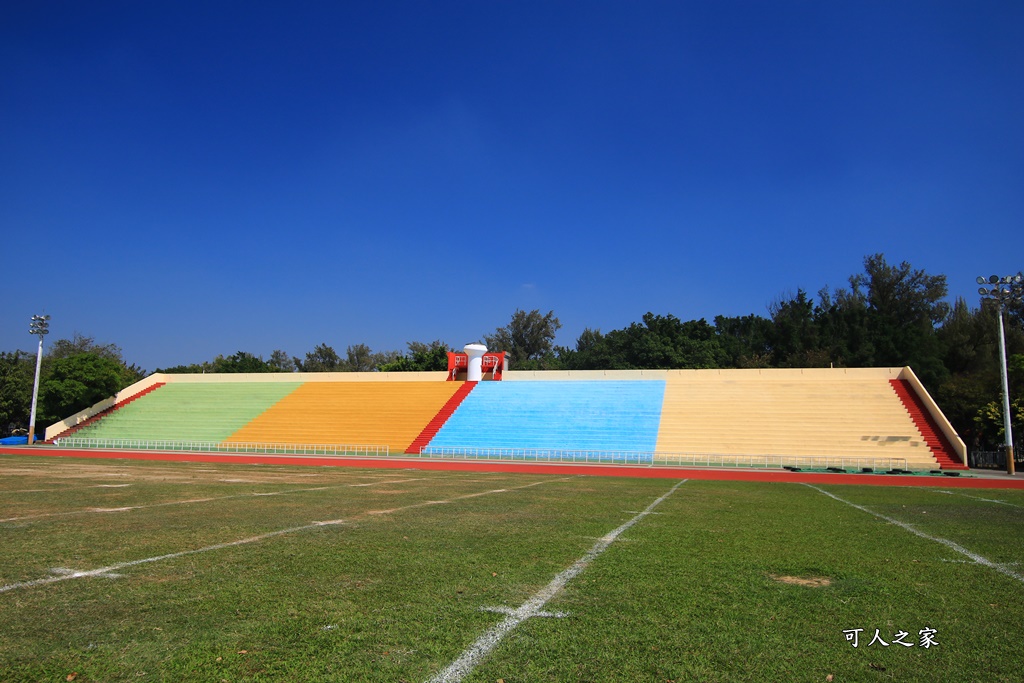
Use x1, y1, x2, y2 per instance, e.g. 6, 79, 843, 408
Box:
70, 383, 301, 443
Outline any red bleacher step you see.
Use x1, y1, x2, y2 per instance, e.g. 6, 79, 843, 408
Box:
405, 381, 477, 454
888, 379, 968, 470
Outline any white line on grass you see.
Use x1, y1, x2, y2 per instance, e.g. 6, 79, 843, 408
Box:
0, 520, 349, 594
931, 490, 1022, 508
367, 480, 566, 516
426, 479, 687, 683
0, 478, 428, 523
805, 484, 1024, 585
2, 484, 134, 495
0, 478, 563, 595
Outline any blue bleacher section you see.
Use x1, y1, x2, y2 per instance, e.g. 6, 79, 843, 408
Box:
425, 380, 666, 460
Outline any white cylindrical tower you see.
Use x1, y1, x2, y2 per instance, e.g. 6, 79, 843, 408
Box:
464, 343, 487, 382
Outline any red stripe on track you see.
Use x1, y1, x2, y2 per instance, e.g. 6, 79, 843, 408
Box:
3, 447, 1023, 490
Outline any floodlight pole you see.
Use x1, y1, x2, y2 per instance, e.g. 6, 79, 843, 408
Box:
977, 275, 1022, 475
27, 314, 50, 446
996, 308, 1014, 475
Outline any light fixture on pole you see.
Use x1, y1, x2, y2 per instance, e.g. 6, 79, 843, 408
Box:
27, 314, 50, 446
977, 274, 1023, 475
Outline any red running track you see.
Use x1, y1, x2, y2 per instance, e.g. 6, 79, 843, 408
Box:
3, 447, 1024, 490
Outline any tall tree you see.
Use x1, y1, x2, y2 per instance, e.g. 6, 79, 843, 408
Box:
211, 352, 273, 373
343, 344, 376, 372
296, 343, 342, 372
767, 290, 828, 367
569, 314, 725, 370
0, 351, 35, 434
714, 314, 773, 368
854, 254, 949, 387
47, 333, 124, 361
484, 309, 562, 365
39, 353, 139, 424
46, 334, 146, 381
268, 349, 296, 372
557, 328, 605, 370
377, 340, 452, 372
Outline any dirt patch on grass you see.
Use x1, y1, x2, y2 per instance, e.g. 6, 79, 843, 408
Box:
0, 459, 374, 488
769, 574, 832, 588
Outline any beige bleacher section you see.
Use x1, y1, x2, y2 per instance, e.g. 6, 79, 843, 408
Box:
653, 368, 942, 469
221, 381, 461, 452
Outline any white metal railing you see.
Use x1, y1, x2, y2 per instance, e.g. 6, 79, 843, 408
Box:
416, 446, 912, 471
51, 437, 914, 471
650, 452, 910, 471
53, 437, 388, 457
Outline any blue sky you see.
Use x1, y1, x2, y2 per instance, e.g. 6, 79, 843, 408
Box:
3, 1, 1022, 371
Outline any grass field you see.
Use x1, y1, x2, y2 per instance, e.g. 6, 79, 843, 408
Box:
1, 454, 1022, 682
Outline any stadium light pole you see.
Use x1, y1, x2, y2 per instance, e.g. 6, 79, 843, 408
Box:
27, 314, 50, 446
977, 274, 1023, 475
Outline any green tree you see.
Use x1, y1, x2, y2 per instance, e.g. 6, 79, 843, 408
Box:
555, 328, 604, 370
268, 349, 297, 372
767, 290, 831, 367
853, 254, 950, 387
932, 298, 1001, 447
370, 348, 403, 369
484, 309, 562, 365
46, 334, 146, 382
973, 395, 1024, 453
296, 344, 342, 372
0, 351, 35, 434
39, 353, 139, 423
156, 362, 214, 374
569, 314, 725, 370
377, 340, 452, 372
211, 351, 273, 373
344, 344, 375, 372
713, 314, 773, 368
48, 334, 123, 361
812, 285, 869, 367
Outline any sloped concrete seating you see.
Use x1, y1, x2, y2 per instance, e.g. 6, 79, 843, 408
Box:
48, 367, 966, 470
427, 380, 666, 454
71, 383, 301, 443
223, 382, 461, 452
655, 375, 940, 468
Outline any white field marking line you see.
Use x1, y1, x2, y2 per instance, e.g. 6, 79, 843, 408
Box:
0, 520, 349, 595
348, 478, 424, 487
0, 479, 561, 595
364, 479, 569, 516
426, 479, 687, 683
0, 479, 427, 523
49, 567, 123, 579
2, 484, 134, 495
805, 485, 1024, 585
932, 490, 1022, 508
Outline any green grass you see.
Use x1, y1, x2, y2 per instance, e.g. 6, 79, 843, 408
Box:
1, 454, 1022, 682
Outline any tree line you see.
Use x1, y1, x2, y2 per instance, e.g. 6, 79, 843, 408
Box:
0, 335, 146, 436
2, 254, 1020, 453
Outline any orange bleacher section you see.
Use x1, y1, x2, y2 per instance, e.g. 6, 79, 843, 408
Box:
222, 381, 462, 452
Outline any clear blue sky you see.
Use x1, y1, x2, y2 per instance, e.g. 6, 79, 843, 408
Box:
3, 1, 1022, 371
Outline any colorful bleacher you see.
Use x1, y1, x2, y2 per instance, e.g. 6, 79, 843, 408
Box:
45, 367, 968, 470
67, 382, 301, 442
223, 381, 462, 452
654, 374, 945, 469
424, 380, 666, 460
